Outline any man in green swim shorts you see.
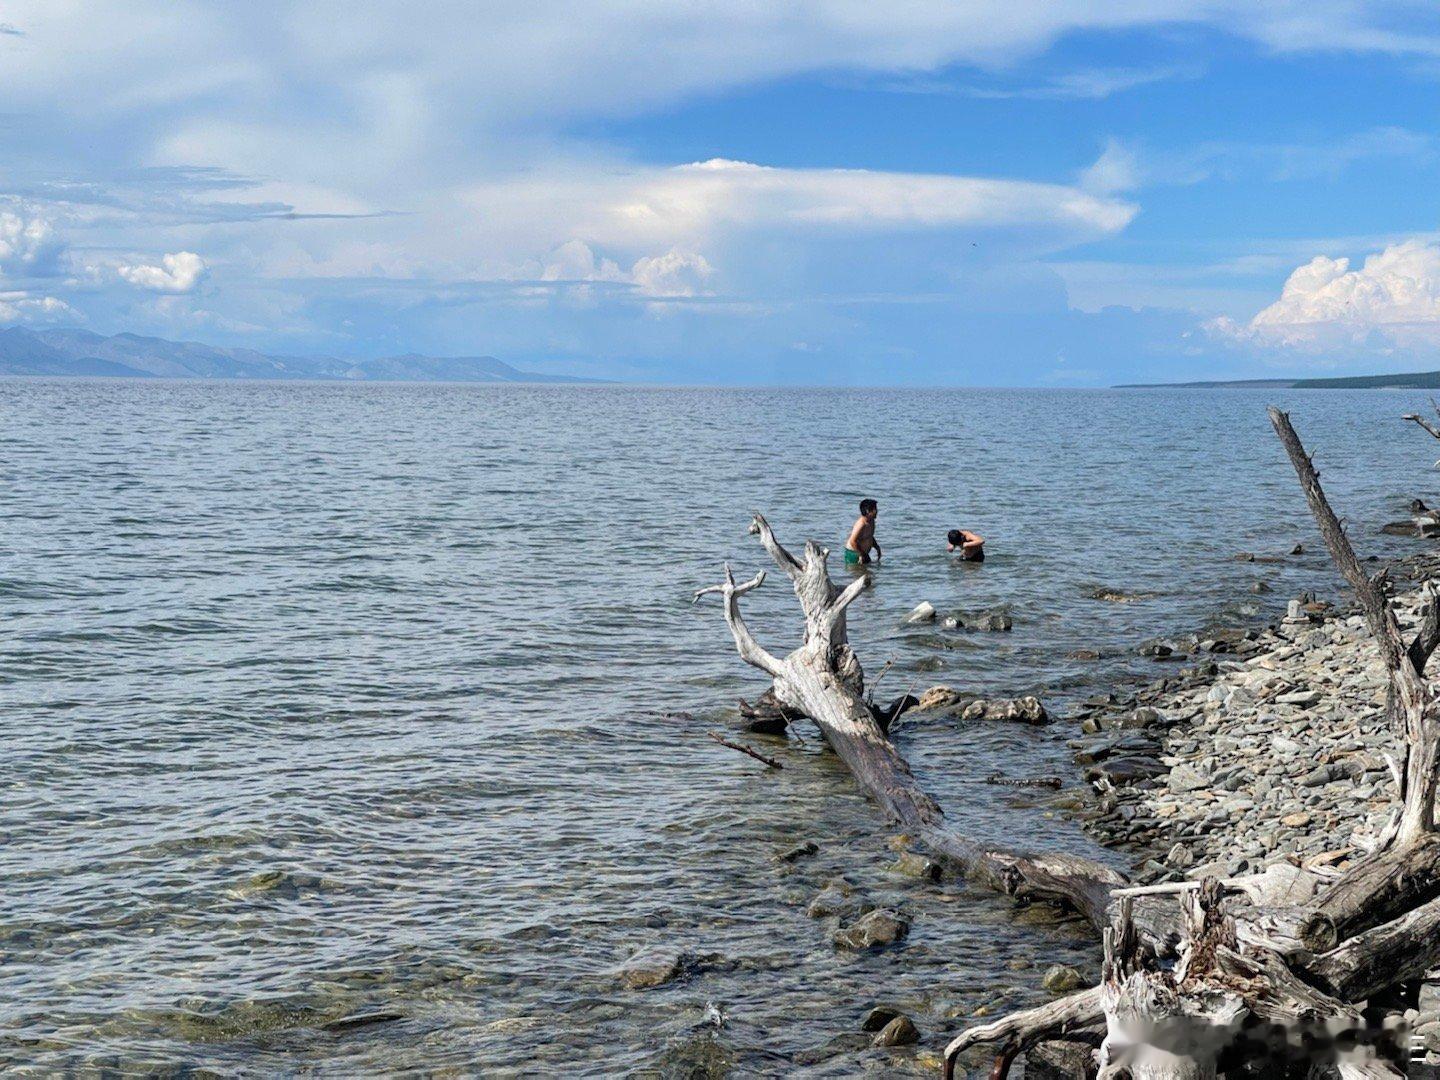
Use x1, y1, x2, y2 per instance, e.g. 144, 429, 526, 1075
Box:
845, 499, 881, 566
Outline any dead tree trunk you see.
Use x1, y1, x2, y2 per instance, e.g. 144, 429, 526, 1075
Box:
696, 515, 1125, 924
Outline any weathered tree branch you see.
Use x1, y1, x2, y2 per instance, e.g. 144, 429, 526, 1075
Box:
826, 573, 870, 627
707, 731, 782, 769
693, 565, 783, 677
943, 986, 1104, 1079
1409, 581, 1440, 676
1270, 407, 1440, 847
1304, 889, 1440, 1000
747, 511, 803, 578
1402, 398, 1440, 441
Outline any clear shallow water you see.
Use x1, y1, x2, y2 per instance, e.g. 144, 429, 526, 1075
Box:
0, 380, 1429, 1076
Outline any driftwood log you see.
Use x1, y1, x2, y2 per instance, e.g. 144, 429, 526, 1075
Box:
698, 409, 1440, 1077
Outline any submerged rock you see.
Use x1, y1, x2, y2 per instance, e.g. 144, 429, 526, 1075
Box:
1041, 964, 1087, 994
1087, 586, 1151, 603
807, 883, 858, 920
890, 852, 942, 881
861, 1004, 905, 1032
833, 909, 909, 950
778, 840, 819, 863
873, 1015, 920, 1047
620, 946, 686, 989
960, 696, 1049, 724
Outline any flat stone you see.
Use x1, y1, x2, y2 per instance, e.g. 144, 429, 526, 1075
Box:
1169, 763, 1212, 792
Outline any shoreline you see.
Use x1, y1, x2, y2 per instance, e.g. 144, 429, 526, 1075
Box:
1062, 544, 1440, 1067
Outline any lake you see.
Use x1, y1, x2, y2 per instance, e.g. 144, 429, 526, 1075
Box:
1, 380, 1429, 1075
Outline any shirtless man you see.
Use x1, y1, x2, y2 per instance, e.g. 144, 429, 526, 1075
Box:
947, 528, 985, 562
845, 499, 881, 566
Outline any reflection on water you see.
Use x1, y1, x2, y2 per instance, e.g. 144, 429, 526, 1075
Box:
0, 380, 1427, 1074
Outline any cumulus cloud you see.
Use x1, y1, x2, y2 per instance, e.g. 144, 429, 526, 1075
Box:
0, 205, 62, 275
538, 239, 714, 298
1210, 240, 1440, 352
630, 248, 714, 297
0, 291, 77, 322
117, 250, 208, 293
540, 240, 626, 284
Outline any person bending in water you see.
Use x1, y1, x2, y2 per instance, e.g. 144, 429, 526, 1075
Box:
845, 499, 881, 566
947, 528, 984, 562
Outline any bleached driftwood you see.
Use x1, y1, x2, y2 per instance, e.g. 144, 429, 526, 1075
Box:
697, 515, 1125, 926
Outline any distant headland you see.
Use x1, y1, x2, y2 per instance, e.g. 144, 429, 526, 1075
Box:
0, 326, 602, 384
1117, 370, 1440, 390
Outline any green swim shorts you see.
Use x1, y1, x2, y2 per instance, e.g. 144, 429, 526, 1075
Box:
843, 547, 861, 565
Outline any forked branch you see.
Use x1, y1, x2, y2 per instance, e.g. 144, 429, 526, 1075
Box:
825, 573, 870, 627
693, 565, 783, 676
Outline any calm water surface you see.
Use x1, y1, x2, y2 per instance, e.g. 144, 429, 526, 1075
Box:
0, 381, 1428, 1076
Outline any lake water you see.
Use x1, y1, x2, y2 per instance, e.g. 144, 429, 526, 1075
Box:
1, 380, 1430, 1076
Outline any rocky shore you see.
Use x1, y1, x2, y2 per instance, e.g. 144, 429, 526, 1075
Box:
1069, 548, 1440, 1066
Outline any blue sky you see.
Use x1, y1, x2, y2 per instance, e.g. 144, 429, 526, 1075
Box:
4, 3, 1440, 385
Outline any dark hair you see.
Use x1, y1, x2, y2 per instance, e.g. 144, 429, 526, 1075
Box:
859, 498, 877, 515
947, 529, 964, 546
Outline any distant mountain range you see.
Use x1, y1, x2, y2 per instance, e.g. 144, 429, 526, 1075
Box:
1118, 370, 1440, 390
0, 326, 601, 383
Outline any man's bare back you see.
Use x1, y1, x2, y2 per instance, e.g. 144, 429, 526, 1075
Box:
845, 499, 880, 565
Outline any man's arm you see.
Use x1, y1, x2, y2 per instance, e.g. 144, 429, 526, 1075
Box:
962, 532, 983, 555
871, 537, 882, 561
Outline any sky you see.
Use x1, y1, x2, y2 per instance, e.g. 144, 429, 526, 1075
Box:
4, 2, 1440, 385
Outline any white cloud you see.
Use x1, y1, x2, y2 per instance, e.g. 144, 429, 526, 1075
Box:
117, 250, 208, 293
455, 159, 1136, 277
1211, 240, 1440, 351
0, 204, 61, 275
538, 239, 714, 298
540, 240, 626, 284
0, 291, 77, 322
1079, 139, 1142, 195
630, 248, 714, 297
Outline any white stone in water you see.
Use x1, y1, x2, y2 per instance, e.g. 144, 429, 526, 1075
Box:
905, 601, 937, 624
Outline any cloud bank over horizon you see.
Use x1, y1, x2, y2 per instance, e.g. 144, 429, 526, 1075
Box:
2, 1, 1440, 383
